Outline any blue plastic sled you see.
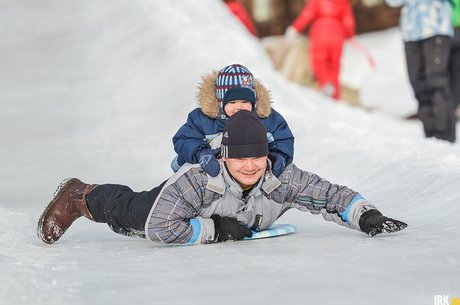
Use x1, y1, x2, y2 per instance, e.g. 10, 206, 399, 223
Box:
245, 223, 297, 240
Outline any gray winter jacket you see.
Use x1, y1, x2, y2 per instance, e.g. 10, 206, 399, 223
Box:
145, 161, 376, 244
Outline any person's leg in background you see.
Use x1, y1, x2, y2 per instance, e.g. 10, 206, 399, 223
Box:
405, 40, 435, 137
423, 35, 456, 142
449, 27, 460, 119
311, 37, 332, 96
328, 37, 344, 100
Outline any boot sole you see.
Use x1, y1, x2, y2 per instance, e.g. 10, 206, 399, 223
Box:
37, 178, 78, 244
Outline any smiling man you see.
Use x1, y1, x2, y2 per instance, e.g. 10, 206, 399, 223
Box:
38, 110, 407, 245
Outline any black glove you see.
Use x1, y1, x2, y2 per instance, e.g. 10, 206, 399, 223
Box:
268, 151, 287, 177
211, 214, 253, 242
359, 209, 408, 237
197, 148, 221, 177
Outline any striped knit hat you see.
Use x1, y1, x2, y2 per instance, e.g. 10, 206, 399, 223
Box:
215, 64, 256, 110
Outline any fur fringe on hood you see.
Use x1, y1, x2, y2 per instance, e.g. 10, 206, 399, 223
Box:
197, 71, 272, 119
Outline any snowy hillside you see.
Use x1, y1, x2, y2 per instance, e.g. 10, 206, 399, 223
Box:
0, 1, 459, 305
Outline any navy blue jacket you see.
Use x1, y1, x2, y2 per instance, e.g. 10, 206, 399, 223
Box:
173, 108, 294, 166
172, 70, 295, 169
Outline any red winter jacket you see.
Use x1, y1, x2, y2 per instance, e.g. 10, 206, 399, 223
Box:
291, 0, 355, 41
291, 0, 355, 99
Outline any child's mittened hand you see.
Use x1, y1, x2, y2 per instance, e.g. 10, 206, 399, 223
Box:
268, 152, 286, 177
198, 148, 220, 177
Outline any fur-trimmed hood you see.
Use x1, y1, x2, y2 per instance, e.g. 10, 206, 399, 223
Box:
197, 71, 272, 119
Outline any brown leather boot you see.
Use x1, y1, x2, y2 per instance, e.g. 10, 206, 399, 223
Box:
37, 178, 97, 244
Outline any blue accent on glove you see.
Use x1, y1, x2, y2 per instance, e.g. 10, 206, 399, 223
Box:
268, 152, 286, 177
198, 148, 221, 177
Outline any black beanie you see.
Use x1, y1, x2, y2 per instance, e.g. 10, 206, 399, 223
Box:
221, 110, 269, 158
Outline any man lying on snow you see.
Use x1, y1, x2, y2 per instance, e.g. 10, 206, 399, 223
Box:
37, 110, 407, 245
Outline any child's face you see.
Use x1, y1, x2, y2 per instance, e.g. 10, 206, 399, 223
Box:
224, 100, 253, 117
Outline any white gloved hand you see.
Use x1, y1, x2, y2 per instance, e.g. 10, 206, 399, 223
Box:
284, 26, 300, 40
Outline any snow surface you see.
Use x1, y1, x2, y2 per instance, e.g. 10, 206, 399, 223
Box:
0, 1, 459, 305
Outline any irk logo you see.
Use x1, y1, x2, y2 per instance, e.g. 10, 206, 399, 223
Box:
434, 295, 449, 305
434, 295, 460, 305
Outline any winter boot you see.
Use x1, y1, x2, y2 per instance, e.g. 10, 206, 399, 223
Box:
37, 178, 97, 244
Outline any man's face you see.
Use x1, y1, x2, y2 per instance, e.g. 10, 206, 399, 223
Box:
224, 100, 253, 117
223, 156, 267, 188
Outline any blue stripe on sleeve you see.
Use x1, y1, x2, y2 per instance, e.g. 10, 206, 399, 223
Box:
340, 194, 363, 224
185, 218, 201, 245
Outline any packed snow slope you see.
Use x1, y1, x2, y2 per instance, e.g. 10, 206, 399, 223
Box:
0, 1, 459, 305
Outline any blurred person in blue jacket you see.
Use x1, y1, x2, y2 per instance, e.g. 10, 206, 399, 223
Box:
386, 0, 456, 142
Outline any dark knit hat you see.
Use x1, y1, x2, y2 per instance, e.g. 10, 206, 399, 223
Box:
221, 110, 268, 158
215, 64, 256, 109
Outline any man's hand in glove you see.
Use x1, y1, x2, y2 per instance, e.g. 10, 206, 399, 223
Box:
211, 214, 253, 242
197, 148, 221, 177
359, 209, 408, 237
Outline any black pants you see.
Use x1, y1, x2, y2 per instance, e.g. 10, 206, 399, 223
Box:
86, 180, 167, 238
450, 27, 460, 109
405, 35, 456, 142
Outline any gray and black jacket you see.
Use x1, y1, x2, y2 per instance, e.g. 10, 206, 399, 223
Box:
145, 162, 375, 245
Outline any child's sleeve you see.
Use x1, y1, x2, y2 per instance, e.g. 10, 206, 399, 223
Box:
264, 110, 295, 165
173, 109, 209, 166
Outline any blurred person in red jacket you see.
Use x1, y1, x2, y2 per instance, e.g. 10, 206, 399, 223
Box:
286, 0, 356, 100
224, 0, 257, 36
